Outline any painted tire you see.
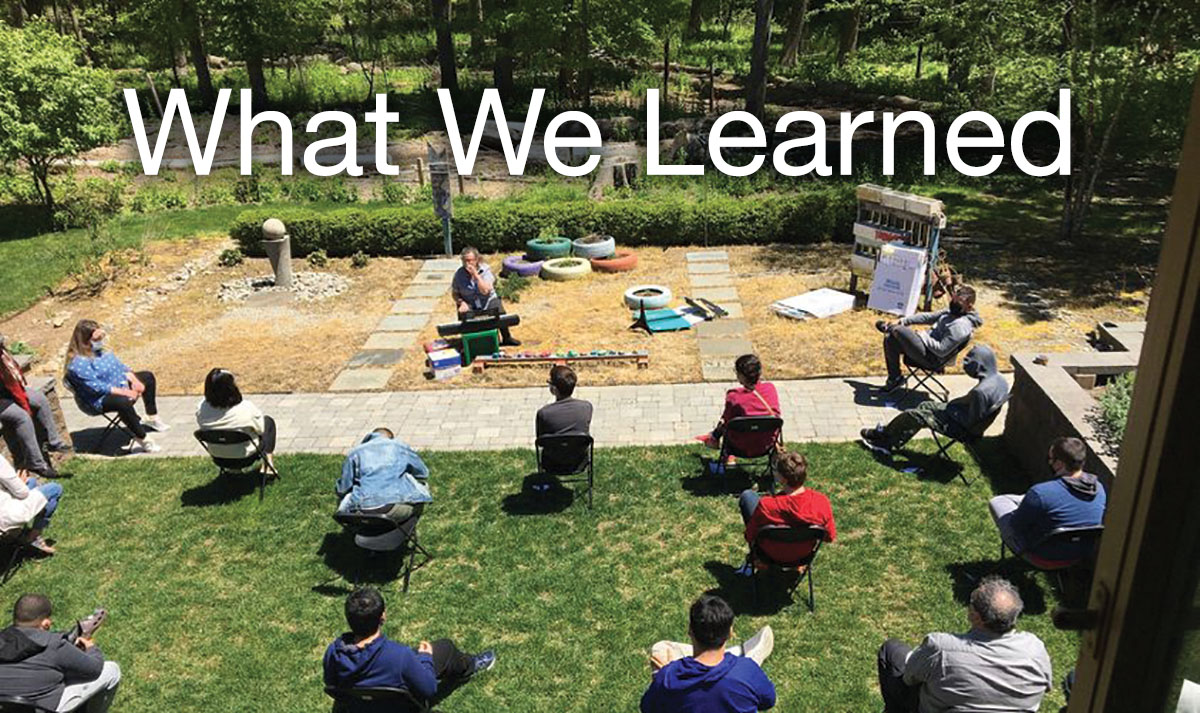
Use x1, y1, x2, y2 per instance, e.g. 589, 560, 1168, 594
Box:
541, 257, 593, 281
572, 234, 617, 259
623, 284, 672, 310
525, 237, 573, 260
501, 254, 544, 277
590, 250, 639, 273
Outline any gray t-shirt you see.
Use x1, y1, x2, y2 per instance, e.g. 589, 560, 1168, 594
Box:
904, 629, 1052, 713
535, 397, 593, 473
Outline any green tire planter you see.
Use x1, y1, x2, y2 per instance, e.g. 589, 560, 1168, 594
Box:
526, 236, 573, 260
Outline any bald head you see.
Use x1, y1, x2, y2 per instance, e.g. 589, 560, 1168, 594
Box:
970, 576, 1023, 634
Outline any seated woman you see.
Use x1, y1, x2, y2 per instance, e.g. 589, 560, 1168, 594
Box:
737, 451, 836, 575
1, 335, 72, 477
0, 454, 62, 556
195, 368, 277, 475
695, 354, 781, 464
64, 320, 167, 454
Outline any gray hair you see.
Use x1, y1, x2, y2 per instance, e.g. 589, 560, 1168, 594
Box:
970, 576, 1024, 634
460, 245, 480, 260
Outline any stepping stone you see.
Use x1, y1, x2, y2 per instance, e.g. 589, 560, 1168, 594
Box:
702, 363, 736, 381
687, 262, 730, 275
363, 332, 418, 350
423, 258, 461, 271
403, 284, 449, 299
696, 319, 750, 338
687, 251, 729, 262
692, 287, 739, 303
719, 302, 745, 319
413, 272, 451, 283
330, 368, 393, 392
376, 315, 429, 332
347, 349, 406, 367
698, 337, 754, 358
391, 298, 438, 314
690, 274, 733, 288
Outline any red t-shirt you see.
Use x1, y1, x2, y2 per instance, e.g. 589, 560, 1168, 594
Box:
721, 382, 781, 456
744, 488, 836, 563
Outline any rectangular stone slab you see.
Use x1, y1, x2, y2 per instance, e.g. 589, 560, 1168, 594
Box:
691, 287, 739, 303
363, 332, 418, 350
687, 262, 731, 275
376, 315, 429, 332
698, 338, 754, 358
686, 251, 729, 262
696, 319, 750, 338
423, 258, 461, 271
403, 284, 449, 299
391, 298, 439, 314
347, 349, 407, 367
329, 368, 393, 392
690, 274, 733, 288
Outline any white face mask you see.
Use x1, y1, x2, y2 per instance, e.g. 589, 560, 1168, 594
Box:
91, 340, 105, 353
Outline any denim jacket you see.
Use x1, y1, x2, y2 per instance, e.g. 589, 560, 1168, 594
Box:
336, 433, 432, 510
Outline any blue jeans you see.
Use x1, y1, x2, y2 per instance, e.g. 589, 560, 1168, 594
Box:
739, 489, 760, 525
25, 478, 62, 531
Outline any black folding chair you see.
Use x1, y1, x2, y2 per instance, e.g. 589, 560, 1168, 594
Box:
333, 507, 431, 593
921, 394, 1010, 485
194, 429, 278, 502
902, 338, 971, 405
718, 416, 783, 489
1002, 524, 1105, 592
535, 434, 594, 509
746, 524, 826, 612
325, 685, 430, 713
64, 376, 135, 451
0, 696, 50, 713
0, 522, 36, 585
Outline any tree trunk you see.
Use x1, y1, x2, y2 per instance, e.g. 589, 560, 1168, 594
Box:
181, 0, 216, 109
493, 0, 515, 102
581, 0, 591, 108
7, 1, 23, 27
745, 0, 773, 120
836, 3, 861, 67
945, 46, 972, 93
687, 0, 703, 38
30, 162, 54, 215
432, 0, 458, 91
662, 35, 670, 98
246, 52, 268, 108
557, 0, 574, 99
915, 42, 923, 79
779, 0, 808, 67
470, 0, 484, 56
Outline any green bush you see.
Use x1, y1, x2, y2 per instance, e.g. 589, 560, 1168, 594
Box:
128, 184, 189, 213
307, 249, 329, 268
229, 187, 855, 258
195, 181, 238, 207
1099, 371, 1135, 447
218, 248, 244, 267
52, 177, 126, 228
350, 250, 370, 268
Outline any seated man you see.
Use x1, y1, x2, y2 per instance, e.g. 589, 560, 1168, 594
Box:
452, 245, 519, 347
989, 436, 1107, 564
1, 335, 72, 478
877, 576, 1051, 713
336, 428, 431, 524
696, 354, 780, 466
641, 595, 775, 713
0, 593, 122, 713
535, 365, 593, 476
876, 285, 982, 392
738, 452, 836, 575
324, 587, 494, 710
860, 344, 1007, 456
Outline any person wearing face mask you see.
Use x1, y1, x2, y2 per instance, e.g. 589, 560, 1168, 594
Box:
0, 335, 72, 478
452, 246, 520, 347
64, 320, 167, 455
988, 437, 1107, 565
735, 451, 836, 577
875, 285, 982, 393
860, 344, 1007, 456
534, 365, 593, 475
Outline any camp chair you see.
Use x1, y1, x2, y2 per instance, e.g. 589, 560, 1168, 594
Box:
1002, 524, 1105, 591
63, 375, 135, 451
902, 338, 971, 405
921, 394, 1010, 485
746, 524, 826, 612
0, 519, 38, 585
535, 434, 594, 509
0, 696, 49, 713
718, 416, 784, 488
194, 429, 278, 502
333, 506, 431, 593
325, 685, 430, 713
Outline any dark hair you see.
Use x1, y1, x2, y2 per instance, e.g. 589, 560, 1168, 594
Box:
549, 365, 577, 397
970, 576, 1023, 634
1050, 437, 1088, 471
345, 587, 385, 637
735, 354, 762, 385
13, 594, 51, 625
775, 451, 808, 488
204, 369, 243, 409
955, 285, 977, 307
372, 427, 395, 439
688, 595, 734, 651
66, 319, 100, 363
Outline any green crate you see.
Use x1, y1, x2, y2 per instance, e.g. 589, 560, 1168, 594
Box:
461, 329, 500, 366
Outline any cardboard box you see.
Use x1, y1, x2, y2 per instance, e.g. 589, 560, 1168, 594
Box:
426, 349, 461, 370
868, 243, 927, 317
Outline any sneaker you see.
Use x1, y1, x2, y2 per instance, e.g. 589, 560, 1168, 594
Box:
734, 562, 755, 577
694, 434, 719, 449
859, 427, 892, 457
26, 536, 56, 556
468, 650, 496, 678
741, 626, 775, 667
880, 376, 906, 393
143, 417, 171, 433
874, 320, 890, 334
128, 439, 161, 454
45, 442, 74, 455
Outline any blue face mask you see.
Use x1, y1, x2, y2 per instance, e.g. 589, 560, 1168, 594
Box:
91, 340, 105, 353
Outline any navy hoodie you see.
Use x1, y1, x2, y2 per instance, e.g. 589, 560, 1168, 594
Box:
641, 653, 776, 713
323, 633, 437, 710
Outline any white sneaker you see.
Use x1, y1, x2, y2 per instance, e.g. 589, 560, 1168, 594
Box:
143, 417, 171, 433
741, 626, 774, 667
128, 439, 161, 454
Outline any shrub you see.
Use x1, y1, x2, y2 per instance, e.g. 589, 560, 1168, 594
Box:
128, 184, 189, 213
1098, 371, 1135, 451
307, 249, 329, 268
52, 177, 125, 229
218, 248, 244, 267
495, 274, 531, 303
350, 250, 370, 268
229, 187, 854, 258
196, 181, 238, 207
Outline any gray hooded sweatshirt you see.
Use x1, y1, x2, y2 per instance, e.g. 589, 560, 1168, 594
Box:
901, 307, 984, 359
945, 344, 1008, 433
0, 626, 104, 709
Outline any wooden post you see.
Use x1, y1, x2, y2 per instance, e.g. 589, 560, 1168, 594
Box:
145, 71, 164, 117
457, 172, 465, 195
416, 158, 425, 186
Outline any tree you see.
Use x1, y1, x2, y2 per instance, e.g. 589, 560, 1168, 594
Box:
778, 0, 810, 67
207, 0, 328, 107
0, 22, 118, 214
745, 0, 773, 119
430, 0, 458, 90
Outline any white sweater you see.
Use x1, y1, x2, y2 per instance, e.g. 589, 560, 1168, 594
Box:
0, 457, 48, 532
195, 399, 267, 459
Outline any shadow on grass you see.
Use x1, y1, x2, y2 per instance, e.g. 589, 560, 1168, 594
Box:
703, 560, 805, 616
500, 474, 576, 516
680, 456, 771, 497
180, 471, 265, 507
314, 531, 409, 593
944, 559, 1050, 616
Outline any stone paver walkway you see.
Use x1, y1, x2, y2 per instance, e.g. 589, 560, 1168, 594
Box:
62, 374, 1001, 457
686, 251, 753, 382
329, 258, 460, 391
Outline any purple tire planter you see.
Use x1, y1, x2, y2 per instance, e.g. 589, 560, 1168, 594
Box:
501, 254, 545, 277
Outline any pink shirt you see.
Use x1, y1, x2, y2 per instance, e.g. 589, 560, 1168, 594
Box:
721, 382, 781, 456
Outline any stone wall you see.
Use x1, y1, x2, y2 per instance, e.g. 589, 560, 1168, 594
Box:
0, 373, 73, 469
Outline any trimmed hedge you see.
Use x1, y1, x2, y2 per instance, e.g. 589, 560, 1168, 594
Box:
229, 187, 856, 257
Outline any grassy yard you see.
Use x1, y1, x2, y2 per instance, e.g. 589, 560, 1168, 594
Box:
2, 442, 1079, 712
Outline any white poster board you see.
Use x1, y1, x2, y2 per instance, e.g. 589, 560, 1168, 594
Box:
868, 244, 927, 317
772, 288, 856, 320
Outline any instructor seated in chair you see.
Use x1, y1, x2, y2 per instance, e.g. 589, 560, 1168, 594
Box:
452, 246, 520, 347
336, 428, 432, 525
876, 285, 981, 393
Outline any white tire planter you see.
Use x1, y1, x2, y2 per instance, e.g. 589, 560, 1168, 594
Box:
623, 284, 672, 310
541, 257, 593, 281
572, 234, 617, 259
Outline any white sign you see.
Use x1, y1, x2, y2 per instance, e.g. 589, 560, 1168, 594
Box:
773, 288, 856, 320
868, 244, 927, 317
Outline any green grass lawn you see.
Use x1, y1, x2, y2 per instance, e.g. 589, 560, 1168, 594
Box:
1, 441, 1079, 712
